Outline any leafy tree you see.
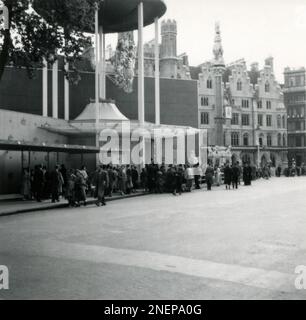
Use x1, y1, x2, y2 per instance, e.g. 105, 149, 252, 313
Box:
0, 0, 102, 82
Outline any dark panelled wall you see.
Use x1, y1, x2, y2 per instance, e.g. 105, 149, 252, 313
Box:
0, 67, 43, 115
0, 67, 198, 128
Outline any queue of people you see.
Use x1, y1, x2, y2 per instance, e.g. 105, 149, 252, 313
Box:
21, 164, 141, 206
20, 160, 297, 206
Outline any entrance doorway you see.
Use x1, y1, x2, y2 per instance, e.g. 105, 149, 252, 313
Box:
241, 154, 251, 165
261, 154, 268, 167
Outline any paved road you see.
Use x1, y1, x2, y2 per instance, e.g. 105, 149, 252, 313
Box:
0, 177, 306, 300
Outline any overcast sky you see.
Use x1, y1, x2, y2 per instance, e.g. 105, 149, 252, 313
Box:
107, 0, 306, 83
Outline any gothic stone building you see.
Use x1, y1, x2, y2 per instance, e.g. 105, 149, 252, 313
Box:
283, 67, 306, 166
139, 19, 191, 80
196, 27, 287, 167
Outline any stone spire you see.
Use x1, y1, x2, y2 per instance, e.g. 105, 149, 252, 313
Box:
212, 22, 226, 147
213, 22, 224, 66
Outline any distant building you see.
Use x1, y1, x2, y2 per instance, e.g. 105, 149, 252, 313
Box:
195, 25, 287, 167
283, 67, 306, 166
137, 19, 191, 80
83, 19, 191, 81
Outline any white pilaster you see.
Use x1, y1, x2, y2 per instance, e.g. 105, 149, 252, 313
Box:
52, 59, 58, 119
64, 62, 69, 121
99, 26, 106, 100
42, 58, 48, 117
155, 17, 160, 126
138, 2, 145, 125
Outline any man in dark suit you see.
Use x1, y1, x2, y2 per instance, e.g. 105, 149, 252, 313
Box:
205, 164, 214, 191
94, 166, 109, 206
231, 163, 240, 189
243, 163, 253, 186
224, 163, 232, 190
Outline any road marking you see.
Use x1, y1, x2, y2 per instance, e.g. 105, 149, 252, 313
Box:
37, 240, 296, 293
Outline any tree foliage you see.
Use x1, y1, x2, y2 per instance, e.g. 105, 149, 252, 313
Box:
0, 0, 103, 82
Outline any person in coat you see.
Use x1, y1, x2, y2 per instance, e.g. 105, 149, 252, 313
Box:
66, 170, 77, 207
118, 166, 127, 195
215, 166, 222, 187
33, 165, 44, 202
205, 164, 214, 191
50, 165, 64, 203
231, 163, 240, 189
140, 167, 148, 192
243, 163, 253, 186
193, 163, 202, 189
131, 166, 139, 192
184, 165, 194, 192
94, 166, 109, 207
176, 165, 184, 195
223, 163, 232, 190
75, 170, 87, 206
107, 165, 115, 197
21, 168, 31, 200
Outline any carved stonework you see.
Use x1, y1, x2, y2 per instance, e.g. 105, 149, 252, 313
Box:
213, 22, 225, 66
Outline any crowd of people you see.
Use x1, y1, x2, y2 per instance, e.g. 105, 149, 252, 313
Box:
20, 161, 304, 206
21, 164, 141, 207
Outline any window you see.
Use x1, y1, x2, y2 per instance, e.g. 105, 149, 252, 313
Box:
283, 134, 286, 147
242, 100, 249, 108
265, 81, 270, 93
200, 112, 209, 125
295, 121, 302, 131
259, 135, 264, 147
295, 136, 302, 147
231, 113, 239, 125
257, 100, 262, 109
243, 133, 249, 146
242, 114, 250, 126
206, 79, 213, 89
231, 132, 240, 146
266, 115, 272, 127
266, 101, 272, 109
290, 77, 295, 87
258, 114, 263, 126
277, 115, 281, 128
282, 115, 286, 128
201, 97, 209, 106
267, 134, 272, 147
278, 133, 282, 147
237, 80, 242, 91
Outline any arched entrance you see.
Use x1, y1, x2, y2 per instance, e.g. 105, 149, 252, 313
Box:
270, 153, 276, 167
241, 153, 251, 165
261, 154, 268, 167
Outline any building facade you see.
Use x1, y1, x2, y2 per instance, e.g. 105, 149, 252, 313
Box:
197, 26, 288, 167
140, 19, 191, 80
283, 67, 306, 166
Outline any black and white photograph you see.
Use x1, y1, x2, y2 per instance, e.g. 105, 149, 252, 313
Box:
0, 0, 306, 307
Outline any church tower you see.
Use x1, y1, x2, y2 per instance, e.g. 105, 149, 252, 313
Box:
160, 19, 178, 78
212, 22, 226, 146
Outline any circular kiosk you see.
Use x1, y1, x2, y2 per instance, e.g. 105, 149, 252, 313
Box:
33, 0, 167, 34
33, 0, 167, 164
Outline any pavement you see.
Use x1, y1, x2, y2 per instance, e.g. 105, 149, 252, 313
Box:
0, 177, 306, 300
0, 192, 146, 217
